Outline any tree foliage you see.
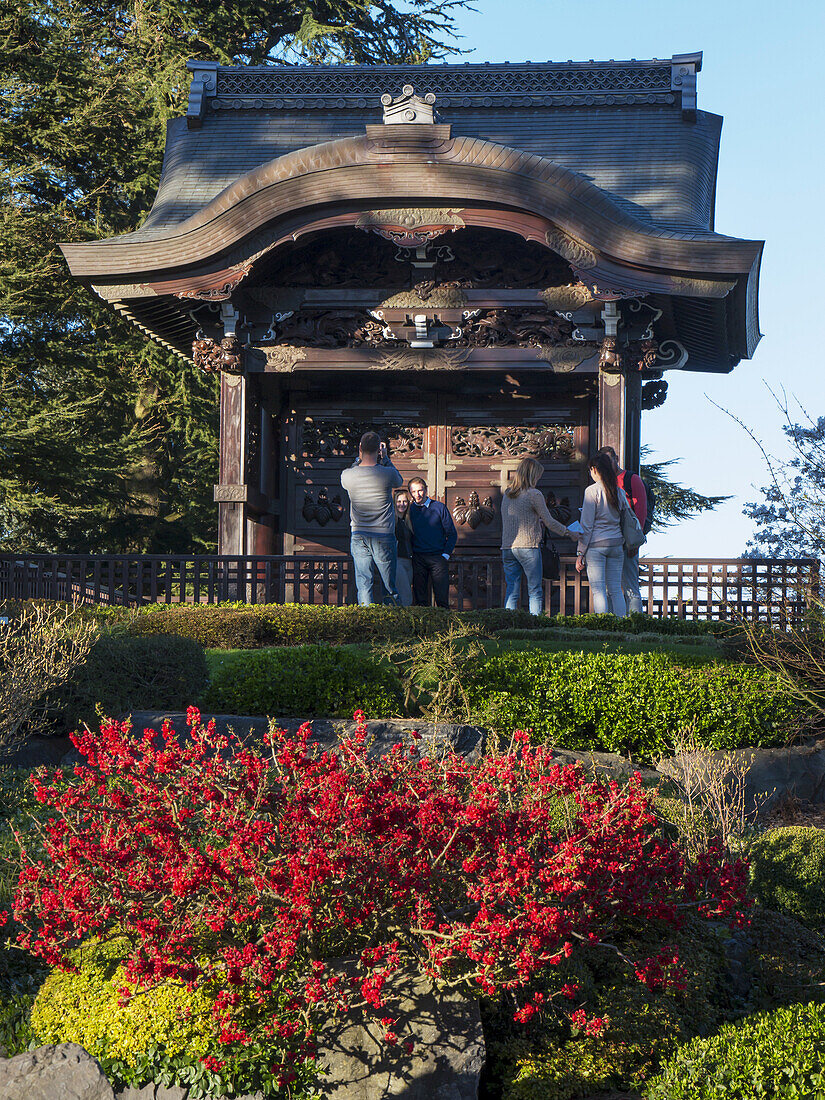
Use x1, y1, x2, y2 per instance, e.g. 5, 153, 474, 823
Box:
639, 448, 729, 532
742, 400, 825, 562
0, 0, 469, 552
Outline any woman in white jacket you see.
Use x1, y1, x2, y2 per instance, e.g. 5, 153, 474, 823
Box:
575, 453, 629, 615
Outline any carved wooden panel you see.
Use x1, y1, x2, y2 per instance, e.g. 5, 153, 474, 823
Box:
449, 425, 576, 460
301, 419, 425, 462
283, 396, 590, 555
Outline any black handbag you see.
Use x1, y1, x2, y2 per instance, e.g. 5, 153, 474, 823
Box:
540, 530, 560, 580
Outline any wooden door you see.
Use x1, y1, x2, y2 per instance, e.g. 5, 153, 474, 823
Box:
284, 392, 589, 556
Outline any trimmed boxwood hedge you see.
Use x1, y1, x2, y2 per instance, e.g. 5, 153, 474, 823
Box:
749, 826, 825, 929
47, 634, 210, 733
467, 650, 800, 760
644, 1001, 825, 1099
200, 645, 403, 718
122, 604, 733, 650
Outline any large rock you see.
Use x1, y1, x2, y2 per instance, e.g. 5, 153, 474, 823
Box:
656, 743, 825, 816
64, 714, 486, 765
540, 746, 660, 785
316, 969, 485, 1099
0, 1043, 114, 1100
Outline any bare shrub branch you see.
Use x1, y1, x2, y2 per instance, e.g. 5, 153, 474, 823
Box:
0, 603, 99, 755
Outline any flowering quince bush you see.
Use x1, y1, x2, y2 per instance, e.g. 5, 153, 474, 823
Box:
13, 708, 749, 1095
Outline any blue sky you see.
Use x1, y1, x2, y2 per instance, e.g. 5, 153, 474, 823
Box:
450, 0, 824, 557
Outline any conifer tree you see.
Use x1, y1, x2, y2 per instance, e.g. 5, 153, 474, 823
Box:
0, 0, 469, 552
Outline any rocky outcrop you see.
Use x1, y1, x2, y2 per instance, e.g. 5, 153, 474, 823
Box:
656, 743, 825, 815
0, 1043, 114, 1100
62, 714, 486, 765
317, 969, 485, 1099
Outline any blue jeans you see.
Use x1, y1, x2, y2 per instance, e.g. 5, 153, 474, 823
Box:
622, 551, 644, 614
503, 547, 544, 616
585, 543, 627, 616
351, 534, 398, 606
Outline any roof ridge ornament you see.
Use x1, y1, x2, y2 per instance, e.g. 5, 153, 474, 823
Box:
380, 85, 436, 124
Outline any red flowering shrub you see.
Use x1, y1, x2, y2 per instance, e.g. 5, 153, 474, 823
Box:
13, 709, 748, 1085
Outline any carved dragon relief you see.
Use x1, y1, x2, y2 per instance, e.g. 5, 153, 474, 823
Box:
257, 307, 580, 351
193, 334, 243, 374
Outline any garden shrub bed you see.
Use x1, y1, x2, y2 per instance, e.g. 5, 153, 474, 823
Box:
487, 916, 731, 1100
644, 1001, 825, 1099
468, 650, 802, 760
201, 644, 403, 718
115, 603, 735, 650
748, 826, 825, 929
47, 633, 209, 734
10, 711, 751, 1098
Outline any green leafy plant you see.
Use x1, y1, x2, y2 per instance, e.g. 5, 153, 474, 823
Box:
374, 620, 490, 722
749, 826, 825, 929
49, 633, 210, 732
488, 917, 731, 1100
645, 1001, 825, 1099
30, 937, 314, 1098
467, 650, 801, 761
200, 645, 402, 717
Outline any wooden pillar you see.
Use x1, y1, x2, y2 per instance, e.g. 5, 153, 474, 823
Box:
623, 369, 642, 474
598, 367, 626, 463
216, 372, 246, 556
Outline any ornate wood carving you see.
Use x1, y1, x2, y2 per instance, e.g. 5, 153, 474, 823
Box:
355, 208, 465, 248
545, 227, 598, 270
301, 419, 425, 461
301, 488, 345, 525
247, 227, 575, 291
252, 232, 408, 288
376, 348, 470, 371
257, 346, 308, 371
450, 308, 574, 348
213, 484, 248, 503
453, 492, 495, 528
598, 336, 623, 374
625, 337, 689, 372
193, 334, 242, 374
641, 380, 669, 409
267, 310, 395, 348
450, 425, 576, 460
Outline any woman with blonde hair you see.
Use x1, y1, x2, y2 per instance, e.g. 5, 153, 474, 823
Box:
501, 457, 570, 615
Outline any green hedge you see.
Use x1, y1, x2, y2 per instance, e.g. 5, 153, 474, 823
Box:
645, 1002, 825, 1099
48, 634, 209, 733
122, 604, 735, 650
467, 650, 800, 760
127, 604, 556, 649
543, 612, 734, 637
201, 645, 402, 718
749, 827, 825, 929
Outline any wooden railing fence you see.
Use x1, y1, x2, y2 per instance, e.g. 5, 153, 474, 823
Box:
0, 554, 819, 626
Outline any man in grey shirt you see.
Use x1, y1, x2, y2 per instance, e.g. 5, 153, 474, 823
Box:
340, 431, 403, 605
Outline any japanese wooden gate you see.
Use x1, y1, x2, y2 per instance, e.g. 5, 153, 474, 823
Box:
58, 59, 763, 566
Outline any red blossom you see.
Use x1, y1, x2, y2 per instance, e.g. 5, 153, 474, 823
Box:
12, 708, 748, 1060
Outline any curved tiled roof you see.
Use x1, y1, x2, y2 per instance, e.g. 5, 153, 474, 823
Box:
59, 56, 763, 370
62, 126, 758, 282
